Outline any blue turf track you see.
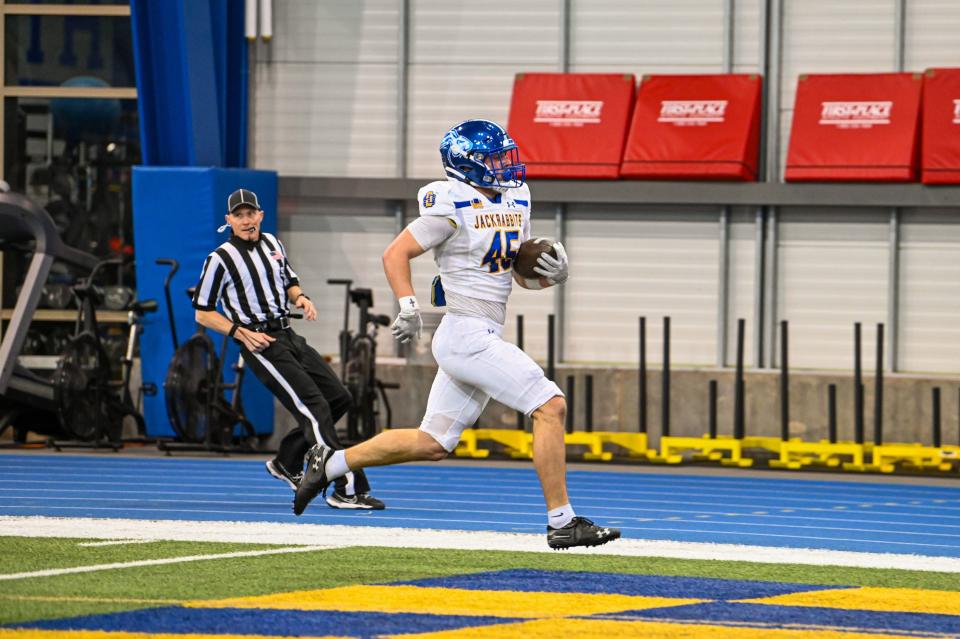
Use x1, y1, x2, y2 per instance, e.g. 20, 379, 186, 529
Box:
1, 453, 960, 557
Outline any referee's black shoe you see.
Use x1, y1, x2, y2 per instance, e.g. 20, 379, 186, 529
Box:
294, 444, 333, 516
547, 517, 621, 550
326, 491, 386, 510
265, 458, 302, 491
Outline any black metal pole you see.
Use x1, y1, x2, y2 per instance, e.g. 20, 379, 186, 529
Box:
155, 258, 180, 350
828, 383, 838, 444
639, 316, 647, 434
516, 315, 525, 430
874, 323, 884, 447
547, 314, 556, 383
565, 375, 575, 434
932, 387, 942, 448
734, 318, 745, 440
780, 319, 789, 441
854, 322, 864, 444
585, 374, 594, 433
708, 379, 718, 439
662, 316, 671, 438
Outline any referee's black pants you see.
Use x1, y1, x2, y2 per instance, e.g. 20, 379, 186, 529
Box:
241, 328, 371, 495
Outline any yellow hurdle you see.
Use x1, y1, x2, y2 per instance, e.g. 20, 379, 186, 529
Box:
563, 432, 613, 461
453, 429, 533, 459
453, 429, 491, 459
476, 429, 535, 459
651, 435, 753, 467
867, 443, 954, 473
769, 439, 866, 470
596, 432, 652, 459
455, 428, 652, 462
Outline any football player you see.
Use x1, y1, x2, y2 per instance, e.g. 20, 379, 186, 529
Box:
294, 119, 620, 549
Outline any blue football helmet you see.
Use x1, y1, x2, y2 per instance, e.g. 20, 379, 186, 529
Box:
439, 119, 525, 192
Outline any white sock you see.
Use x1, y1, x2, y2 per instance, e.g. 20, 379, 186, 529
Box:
547, 504, 575, 529
325, 450, 350, 481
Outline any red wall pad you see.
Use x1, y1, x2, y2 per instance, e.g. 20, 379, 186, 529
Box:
620, 74, 762, 181
785, 73, 922, 182
507, 73, 635, 179
921, 68, 960, 185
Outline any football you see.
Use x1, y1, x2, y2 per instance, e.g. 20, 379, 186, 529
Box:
514, 238, 557, 279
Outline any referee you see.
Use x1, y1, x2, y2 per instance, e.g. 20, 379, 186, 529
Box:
192, 188, 384, 510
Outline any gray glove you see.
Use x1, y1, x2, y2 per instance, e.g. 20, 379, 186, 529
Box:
391, 296, 422, 343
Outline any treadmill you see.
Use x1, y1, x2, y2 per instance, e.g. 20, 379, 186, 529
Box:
0, 191, 98, 419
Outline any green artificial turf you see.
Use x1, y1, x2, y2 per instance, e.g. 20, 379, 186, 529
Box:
1, 537, 277, 574
2, 536, 958, 625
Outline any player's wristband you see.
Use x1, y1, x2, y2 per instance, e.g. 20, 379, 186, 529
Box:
294, 293, 310, 303
398, 295, 420, 313
228, 323, 240, 338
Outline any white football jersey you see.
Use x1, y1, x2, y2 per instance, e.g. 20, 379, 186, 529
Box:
417, 179, 531, 304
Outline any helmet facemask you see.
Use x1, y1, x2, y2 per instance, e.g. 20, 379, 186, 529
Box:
473, 147, 525, 193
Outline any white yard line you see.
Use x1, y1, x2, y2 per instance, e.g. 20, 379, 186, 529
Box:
0, 543, 333, 581
1, 516, 958, 573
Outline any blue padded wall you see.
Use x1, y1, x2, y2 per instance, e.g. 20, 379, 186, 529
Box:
132, 167, 277, 437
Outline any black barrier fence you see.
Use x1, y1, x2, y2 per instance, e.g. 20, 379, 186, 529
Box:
708, 379, 718, 439
875, 322, 885, 447
734, 318, 746, 440
828, 383, 838, 444
585, 374, 594, 433
933, 387, 942, 448
516, 314, 525, 431
854, 322, 864, 445
662, 316, 671, 438
638, 316, 647, 435
523, 311, 957, 455
780, 320, 790, 442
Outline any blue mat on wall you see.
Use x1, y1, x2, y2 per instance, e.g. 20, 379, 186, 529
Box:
132, 167, 277, 438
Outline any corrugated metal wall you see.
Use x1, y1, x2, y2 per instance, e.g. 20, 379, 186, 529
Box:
407, 0, 561, 178
898, 211, 960, 373
252, 1, 401, 177
776, 209, 889, 370
565, 207, 720, 366
255, 0, 960, 374
282, 208, 397, 356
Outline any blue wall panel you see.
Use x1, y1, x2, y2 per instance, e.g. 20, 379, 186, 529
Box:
132, 167, 277, 437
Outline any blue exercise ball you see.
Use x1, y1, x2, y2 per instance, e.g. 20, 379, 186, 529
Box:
50, 76, 123, 142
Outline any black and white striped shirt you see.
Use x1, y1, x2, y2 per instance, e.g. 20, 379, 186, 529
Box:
192, 232, 299, 325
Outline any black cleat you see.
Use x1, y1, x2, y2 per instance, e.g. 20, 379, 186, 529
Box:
326, 491, 386, 510
293, 444, 333, 516
265, 458, 302, 491
547, 517, 621, 550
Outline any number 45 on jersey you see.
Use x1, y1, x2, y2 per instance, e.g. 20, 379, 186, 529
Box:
481, 230, 520, 273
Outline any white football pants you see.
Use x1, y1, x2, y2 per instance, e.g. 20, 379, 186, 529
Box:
419, 313, 563, 451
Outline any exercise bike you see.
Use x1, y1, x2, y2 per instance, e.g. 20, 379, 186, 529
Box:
156, 258, 258, 454
327, 279, 398, 443
48, 257, 157, 450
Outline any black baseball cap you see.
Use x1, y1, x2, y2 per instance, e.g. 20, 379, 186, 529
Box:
228, 188, 262, 213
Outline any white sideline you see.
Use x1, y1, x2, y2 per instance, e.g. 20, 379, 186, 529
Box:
0, 544, 333, 581
2, 516, 958, 573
